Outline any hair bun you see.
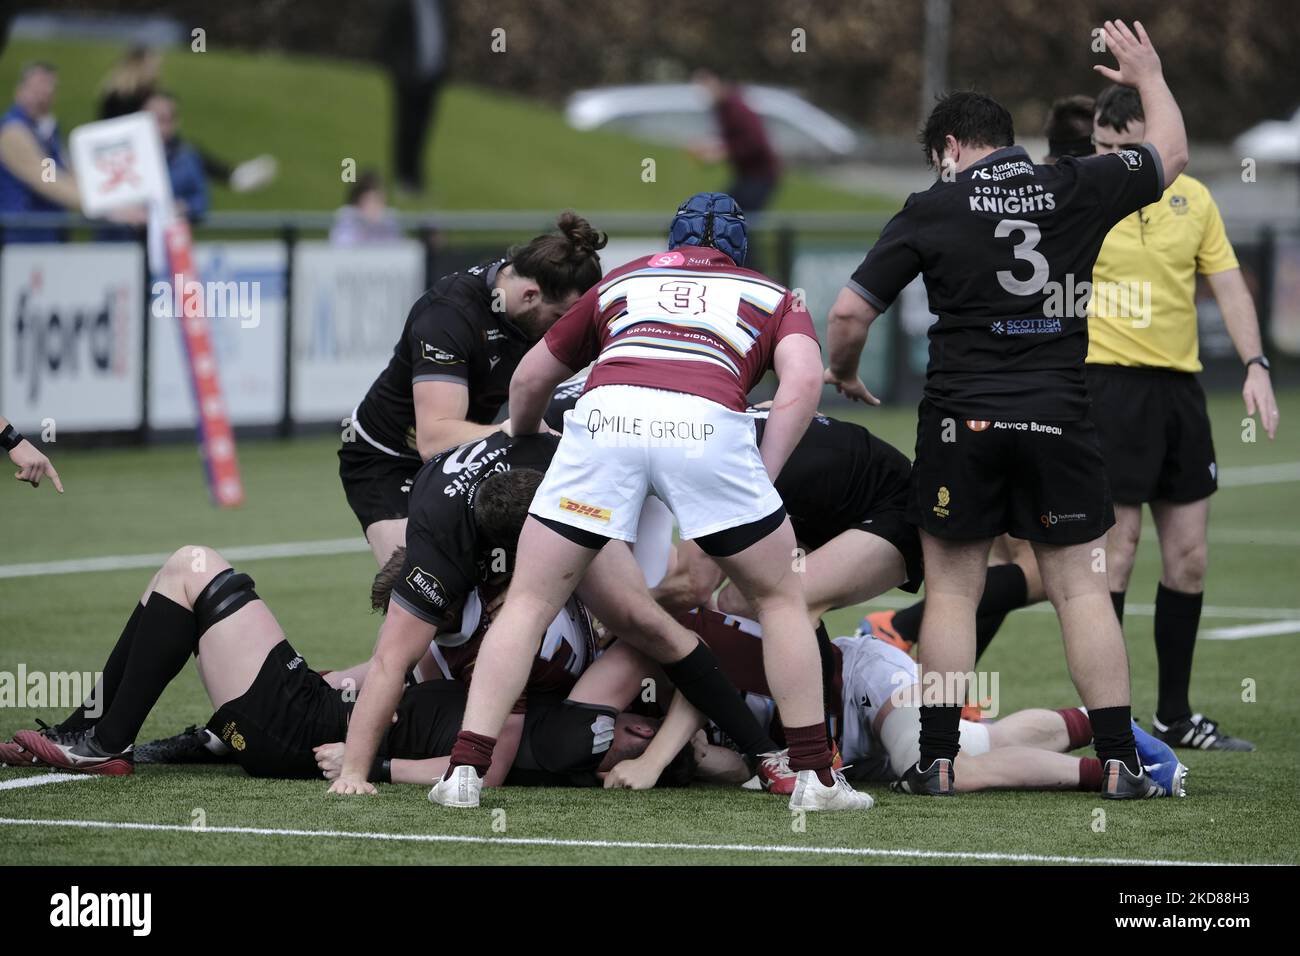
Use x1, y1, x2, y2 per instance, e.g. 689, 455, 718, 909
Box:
556, 212, 608, 257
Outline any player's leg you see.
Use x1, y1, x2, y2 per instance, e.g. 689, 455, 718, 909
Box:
954, 748, 1102, 792
717, 528, 908, 621
1032, 536, 1158, 795
14, 546, 259, 773
873, 533, 1039, 658
985, 706, 1094, 753
435, 516, 599, 804
1148, 497, 1250, 749
364, 517, 407, 567
899, 532, 991, 794
1105, 503, 1143, 621
577, 541, 779, 761
709, 518, 871, 810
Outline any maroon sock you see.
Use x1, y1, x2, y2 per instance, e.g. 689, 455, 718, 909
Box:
446, 730, 496, 779
1078, 756, 1103, 792
785, 723, 835, 787
1056, 707, 1093, 750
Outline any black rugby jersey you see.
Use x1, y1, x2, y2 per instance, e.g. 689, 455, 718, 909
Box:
849, 145, 1163, 421
354, 260, 531, 457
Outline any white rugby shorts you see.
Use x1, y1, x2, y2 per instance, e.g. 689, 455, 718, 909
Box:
529, 384, 783, 543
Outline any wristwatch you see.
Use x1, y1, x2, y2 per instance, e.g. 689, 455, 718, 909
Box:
1245, 355, 1271, 372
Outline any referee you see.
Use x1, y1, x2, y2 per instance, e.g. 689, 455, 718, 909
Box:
1087, 84, 1279, 751
825, 21, 1185, 798
339, 213, 606, 565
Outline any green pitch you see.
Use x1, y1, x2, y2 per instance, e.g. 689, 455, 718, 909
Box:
1, 391, 1297, 866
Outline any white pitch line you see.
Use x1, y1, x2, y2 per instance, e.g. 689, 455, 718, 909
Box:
0, 774, 101, 792
1204, 620, 1300, 641
1218, 461, 1300, 488
862, 594, 1300, 622
0, 816, 1255, 866
0, 538, 369, 580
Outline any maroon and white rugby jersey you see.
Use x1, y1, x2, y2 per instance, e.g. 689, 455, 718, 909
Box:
422, 587, 596, 713
542, 247, 818, 411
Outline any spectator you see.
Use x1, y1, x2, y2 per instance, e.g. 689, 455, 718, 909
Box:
0, 62, 79, 242
330, 170, 403, 246
145, 92, 208, 222
98, 45, 160, 119
691, 69, 781, 215
379, 0, 451, 196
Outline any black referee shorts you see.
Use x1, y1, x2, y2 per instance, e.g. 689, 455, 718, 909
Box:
907, 399, 1115, 545
338, 441, 421, 532
1086, 364, 1218, 505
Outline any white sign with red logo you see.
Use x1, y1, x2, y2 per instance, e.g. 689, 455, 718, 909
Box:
68, 112, 172, 216
0, 244, 144, 431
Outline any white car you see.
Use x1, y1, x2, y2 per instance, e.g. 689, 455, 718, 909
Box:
566, 83, 860, 162
1234, 108, 1300, 163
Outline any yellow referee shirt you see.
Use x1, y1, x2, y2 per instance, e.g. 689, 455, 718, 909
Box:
1086, 174, 1238, 372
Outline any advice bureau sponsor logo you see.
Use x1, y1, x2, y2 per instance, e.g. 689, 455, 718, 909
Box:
406, 566, 449, 609
559, 497, 612, 522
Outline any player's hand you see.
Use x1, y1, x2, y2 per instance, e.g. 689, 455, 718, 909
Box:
9, 439, 63, 492
313, 742, 346, 780
603, 756, 663, 791
327, 775, 376, 796
823, 367, 880, 405
1244, 364, 1279, 440
1093, 20, 1163, 88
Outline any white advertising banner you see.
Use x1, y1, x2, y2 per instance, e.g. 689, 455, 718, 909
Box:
0, 244, 143, 432
290, 240, 424, 422
148, 241, 287, 428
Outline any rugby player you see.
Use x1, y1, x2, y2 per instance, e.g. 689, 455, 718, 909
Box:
327, 427, 785, 798
545, 384, 924, 619
340, 213, 606, 565
0, 543, 681, 787
864, 95, 1098, 656
430, 192, 872, 812
604, 608, 1187, 798
1, 413, 62, 492
824, 20, 1187, 798
1085, 83, 1276, 751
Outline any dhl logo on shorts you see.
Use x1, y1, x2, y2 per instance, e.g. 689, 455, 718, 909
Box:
559, 497, 612, 522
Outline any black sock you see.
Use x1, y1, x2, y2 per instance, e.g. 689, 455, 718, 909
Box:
973, 564, 1030, 660
1154, 583, 1201, 725
918, 704, 963, 765
92, 595, 198, 753
1110, 590, 1127, 624
57, 602, 145, 733
891, 600, 924, 643
662, 641, 778, 758
814, 621, 836, 748
1088, 705, 1139, 773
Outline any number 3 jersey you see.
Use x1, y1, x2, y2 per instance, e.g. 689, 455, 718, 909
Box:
849, 144, 1163, 421
390, 431, 559, 627
542, 246, 818, 412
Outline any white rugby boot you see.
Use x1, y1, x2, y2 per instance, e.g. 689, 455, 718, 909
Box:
428, 764, 484, 808
788, 768, 875, 811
